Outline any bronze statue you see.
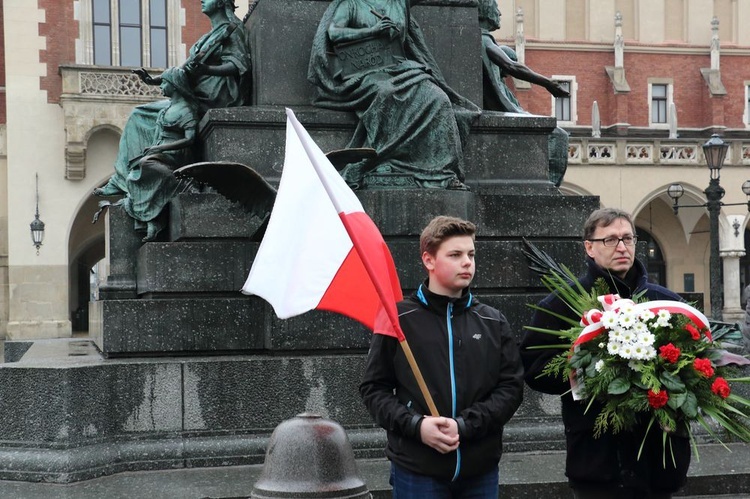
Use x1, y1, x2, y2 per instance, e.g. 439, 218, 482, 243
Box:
308, 0, 480, 190
478, 0, 570, 187
94, 0, 251, 230
94, 67, 199, 241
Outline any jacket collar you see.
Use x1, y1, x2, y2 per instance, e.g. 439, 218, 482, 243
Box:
585, 256, 648, 299
414, 279, 473, 315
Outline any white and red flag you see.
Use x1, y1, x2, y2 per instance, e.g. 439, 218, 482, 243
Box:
242, 108, 404, 341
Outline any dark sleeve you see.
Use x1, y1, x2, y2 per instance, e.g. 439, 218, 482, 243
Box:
455, 314, 524, 441
520, 294, 572, 395
359, 333, 423, 440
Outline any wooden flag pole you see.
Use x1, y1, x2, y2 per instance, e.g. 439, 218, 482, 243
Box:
399, 339, 439, 417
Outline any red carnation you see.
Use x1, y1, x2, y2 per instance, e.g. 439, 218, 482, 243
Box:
685, 323, 700, 340
693, 358, 714, 377
659, 343, 681, 363
648, 389, 669, 408
711, 377, 731, 399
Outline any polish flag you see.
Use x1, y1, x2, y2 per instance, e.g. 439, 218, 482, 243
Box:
241, 109, 404, 341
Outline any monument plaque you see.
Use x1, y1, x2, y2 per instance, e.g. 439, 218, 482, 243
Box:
333, 36, 405, 79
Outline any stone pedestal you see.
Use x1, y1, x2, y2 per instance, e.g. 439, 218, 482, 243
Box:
92, 189, 597, 357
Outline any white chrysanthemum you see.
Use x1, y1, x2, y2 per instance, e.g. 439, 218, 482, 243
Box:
636, 331, 655, 346
632, 345, 650, 360
607, 342, 621, 355
595, 360, 605, 372
644, 346, 657, 359
619, 345, 634, 359
598, 342, 605, 349
639, 309, 656, 321
633, 321, 649, 334
656, 316, 672, 328
619, 302, 637, 315
601, 311, 618, 329
621, 330, 636, 343
618, 313, 636, 329
657, 309, 671, 321
609, 329, 623, 341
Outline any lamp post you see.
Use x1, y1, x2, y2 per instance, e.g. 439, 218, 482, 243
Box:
30, 173, 45, 255
667, 134, 750, 320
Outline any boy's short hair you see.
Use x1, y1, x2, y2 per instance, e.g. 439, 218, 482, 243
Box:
420, 216, 477, 256
583, 207, 635, 240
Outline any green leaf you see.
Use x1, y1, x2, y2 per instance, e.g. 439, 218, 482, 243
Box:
659, 371, 686, 393
608, 378, 631, 395
666, 391, 686, 410
682, 391, 698, 418
569, 350, 591, 369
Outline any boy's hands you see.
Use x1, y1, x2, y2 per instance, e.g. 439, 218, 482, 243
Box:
419, 416, 459, 454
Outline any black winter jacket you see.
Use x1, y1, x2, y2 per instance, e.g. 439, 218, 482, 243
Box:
521, 257, 691, 493
360, 282, 524, 481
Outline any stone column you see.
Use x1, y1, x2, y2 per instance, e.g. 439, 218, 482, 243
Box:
722, 250, 745, 323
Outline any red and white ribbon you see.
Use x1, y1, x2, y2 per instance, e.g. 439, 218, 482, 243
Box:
573, 296, 711, 347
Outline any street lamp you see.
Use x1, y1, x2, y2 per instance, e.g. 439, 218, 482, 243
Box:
30, 173, 45, 255
667, 134, 750, 320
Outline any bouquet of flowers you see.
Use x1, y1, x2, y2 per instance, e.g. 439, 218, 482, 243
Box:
526, 266, 750, 457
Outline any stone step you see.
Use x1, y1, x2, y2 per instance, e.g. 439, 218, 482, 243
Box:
0, 445, 747, 498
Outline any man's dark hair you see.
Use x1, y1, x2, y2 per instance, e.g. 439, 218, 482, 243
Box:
583, 207, 635, 240
420, 216, 476, 256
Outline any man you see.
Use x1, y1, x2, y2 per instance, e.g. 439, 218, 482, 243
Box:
521, 207, 691, 499
360, 216, 524, 497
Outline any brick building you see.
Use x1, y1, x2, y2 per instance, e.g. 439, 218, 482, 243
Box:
495, 0, 750, 321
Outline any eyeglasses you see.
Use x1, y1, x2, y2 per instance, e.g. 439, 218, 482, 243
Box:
587, 236, 637, 247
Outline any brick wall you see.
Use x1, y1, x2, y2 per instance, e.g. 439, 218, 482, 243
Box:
183, 0, 212, 50
39, 0, 76, 104
509, 45, 750, 129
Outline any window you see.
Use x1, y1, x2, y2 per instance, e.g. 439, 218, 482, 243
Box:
555, 81, 571, 121
150, 0, 168, 68
119, 0, 142, 67
651, 84, 667, 123
744, 83, 750, 127
648, 80, 673, 128
551, 76, 576, 125
93, 0, 112, 65
83, 0, 177, 68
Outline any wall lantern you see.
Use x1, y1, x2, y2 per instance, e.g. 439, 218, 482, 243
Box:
30, 173, 45, 255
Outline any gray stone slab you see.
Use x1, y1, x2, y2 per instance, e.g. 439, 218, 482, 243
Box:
137, 241, 257, 294
182, 355, 372, 432
0, 444, 749, 497
93, 298, 266, 356
99, 205, 142, 299
169, 193, 266, 241
200, 107, 558, 191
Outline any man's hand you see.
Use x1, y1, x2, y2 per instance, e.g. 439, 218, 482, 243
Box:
419, 417, 459, 454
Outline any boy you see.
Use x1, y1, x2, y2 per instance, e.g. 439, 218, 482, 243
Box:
360, 216, 524, 497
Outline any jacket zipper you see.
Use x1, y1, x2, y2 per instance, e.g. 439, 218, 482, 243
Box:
447, 302, 461, 481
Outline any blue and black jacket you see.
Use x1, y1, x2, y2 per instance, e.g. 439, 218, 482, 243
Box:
359, 280, 524, 481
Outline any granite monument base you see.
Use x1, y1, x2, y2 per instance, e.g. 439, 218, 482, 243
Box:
92, 189, 598, 357
0, 337, 565, 484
